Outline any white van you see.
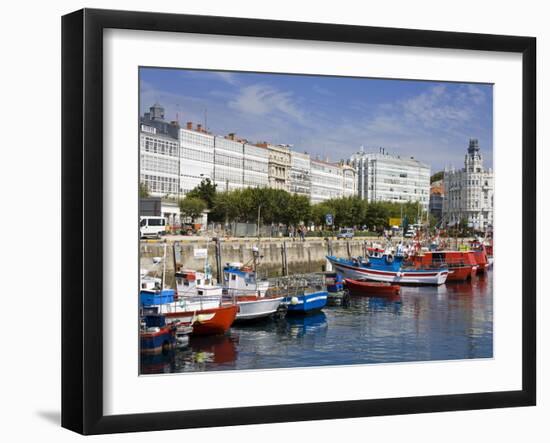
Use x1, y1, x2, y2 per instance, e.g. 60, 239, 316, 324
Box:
140, 216, 166, 239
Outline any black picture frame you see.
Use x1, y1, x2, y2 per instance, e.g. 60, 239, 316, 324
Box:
62, 8, 536, 435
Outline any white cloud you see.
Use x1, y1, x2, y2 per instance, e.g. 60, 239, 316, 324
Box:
401, 85, 472, 129
212, 71, 239, 85
140, 72, 492, 171
228, 84, 306, 123
465, 84, 487, 105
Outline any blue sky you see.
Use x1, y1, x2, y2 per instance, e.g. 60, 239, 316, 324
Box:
140, 68, 493, 172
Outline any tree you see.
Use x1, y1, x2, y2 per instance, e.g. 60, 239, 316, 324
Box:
364, 202, 389, 232
430, 171, 444, 183
139, 182, 150, 198
187, 178, 217, 209
286, 194, 311, 226
179, 197, 207, 224
310, 202, 332, 228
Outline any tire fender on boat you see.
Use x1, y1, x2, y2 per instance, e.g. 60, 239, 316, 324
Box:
290, 296, 299, 305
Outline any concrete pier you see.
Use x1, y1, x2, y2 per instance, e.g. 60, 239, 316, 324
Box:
140, 238, 375, 285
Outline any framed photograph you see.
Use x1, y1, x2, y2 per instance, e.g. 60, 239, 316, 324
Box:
62, 8, 536, 435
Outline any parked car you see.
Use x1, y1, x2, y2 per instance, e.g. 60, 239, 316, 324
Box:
337, 228, 354, 239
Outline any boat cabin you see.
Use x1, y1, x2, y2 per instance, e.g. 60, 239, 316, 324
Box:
175, 269, 223, 297
411, 250, 477, 268
223, 263, 269, 297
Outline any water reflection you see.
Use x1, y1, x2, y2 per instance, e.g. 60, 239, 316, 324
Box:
286, 312, 328, 338
141, 271, 493, 374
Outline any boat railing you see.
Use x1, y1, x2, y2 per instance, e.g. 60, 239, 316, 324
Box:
267, 274, 326, 297
223, 287, 262, 298
169, 293, 224, 311
413, 257, 469, 268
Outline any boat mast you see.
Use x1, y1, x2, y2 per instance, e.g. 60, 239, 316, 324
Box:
161, 240, 167, 289
204, 238, 210, 282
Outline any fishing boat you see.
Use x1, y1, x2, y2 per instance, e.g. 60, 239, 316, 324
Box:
140, 313, 177, 355
222, 263, 283, 321
408, 251, 478, 282
157, 268, 238, 335
324, 271, 347, 303
485, 243, 494, 268
327, 254, 448, 285
140, 282, 176, 306
366, 246, 386, 258
140, 264, 193, 348
325, 271, 345, 293
344, 278, 401, 296
146, 242, 237, 336
276, 274, 328, 314
469, 241, 490, 274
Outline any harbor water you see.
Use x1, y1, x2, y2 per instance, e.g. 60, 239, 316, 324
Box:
140, 270, 493, 374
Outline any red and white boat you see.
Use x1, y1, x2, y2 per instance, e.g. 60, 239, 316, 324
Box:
469, 241, 490, 274
156, 268, 237, 336
408, 251, 478, 282
327, 255, 448, 285
344, 278, 401, 297
485, 243, 494, 268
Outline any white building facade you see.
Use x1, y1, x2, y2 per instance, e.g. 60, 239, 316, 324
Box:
350, 150, 430, 210
139, 124, 180, 197
179, 125, 215, 195
213, 135, 245, 192
342, 163, 357, 198
310, 159, 345, 204
243, 143, 269, 188
443, 139, 494, 230
289, 151, 311, 197
140, 103, 360, 205
178, 125, 269, 195
263, 143, 291, 191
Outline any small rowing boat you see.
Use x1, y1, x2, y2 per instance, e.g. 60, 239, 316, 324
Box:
344, 278, 401, 296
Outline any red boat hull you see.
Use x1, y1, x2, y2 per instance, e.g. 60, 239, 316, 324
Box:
410, 251, 479, 281
446, 265, 477, 281
344, 279, 401, 296
164, 304, 238, 336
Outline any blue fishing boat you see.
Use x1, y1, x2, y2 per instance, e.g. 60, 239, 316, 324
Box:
139, 246, 176, 306
325, 271, 344, 293
285, 291, 328, 313
326, 254, 448, 285
140, 314, 176, 355
324, 271, 347, 305
140, 287, 175, 306
276, 274, 328, 314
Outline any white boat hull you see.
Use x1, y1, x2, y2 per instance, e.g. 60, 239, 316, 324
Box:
235, 297, 284, 320
331, 261, 448, 285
